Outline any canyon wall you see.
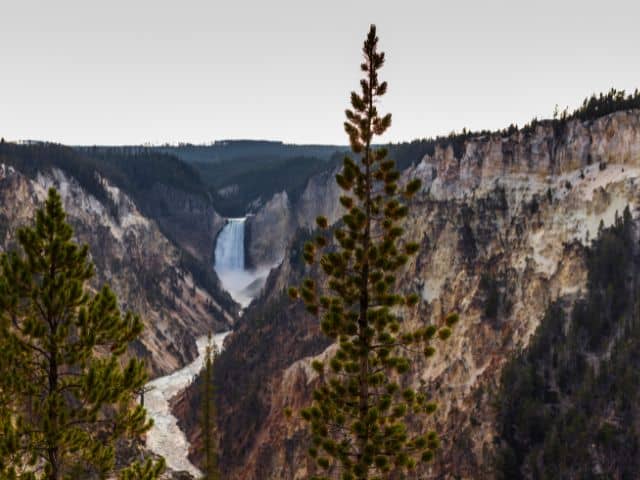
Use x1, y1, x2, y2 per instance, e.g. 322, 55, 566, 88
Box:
0, 164, 235, 377
183, 110, 640, 478
136, 182, 226, 264
245, 166, 345, 269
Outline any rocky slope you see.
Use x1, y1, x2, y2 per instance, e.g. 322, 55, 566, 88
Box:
245, 192, 291, 268
179, 109, 640, 478
493, 213, 640, 478
245, 166, 345, 269
0, 163, 235, 377
135, 181, 225, 265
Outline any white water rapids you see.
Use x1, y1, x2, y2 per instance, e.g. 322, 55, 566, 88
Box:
144, 332, 231, 477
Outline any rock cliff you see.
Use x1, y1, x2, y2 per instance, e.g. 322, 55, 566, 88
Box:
245, 166, 345, 269
0, 164, 235, 377
245, 192, 291, 268
136, 182, 225, 264
180, 109, 640, 478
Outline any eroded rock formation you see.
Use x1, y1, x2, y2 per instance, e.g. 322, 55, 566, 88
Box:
180, 110, 640, 479
0, 165, 235, 377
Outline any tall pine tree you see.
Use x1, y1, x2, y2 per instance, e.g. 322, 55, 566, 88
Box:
290, 25, 458, 479
200, 333, 220, 480
0, 188, 165, 480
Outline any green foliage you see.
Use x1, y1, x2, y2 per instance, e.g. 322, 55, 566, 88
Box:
158, 140, 344, 165
291, 25, 455, 479
84, 147, 209, 199
0, 142, 209, 219
118, 458, 166, 480
0, 189, 164, 480
390, 88, 640, 170
196, 155, 329, 216
201, 334, 221, 480
495, 206, 640, 479
570, 88, 640, 122
153, 140, 349, 216
0, 142, 120, 216
520, 89, 640, 136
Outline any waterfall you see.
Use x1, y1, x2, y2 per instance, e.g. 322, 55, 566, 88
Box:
214, 217, 246, 271
214, 217, 254, 307
214, 217, 277, 308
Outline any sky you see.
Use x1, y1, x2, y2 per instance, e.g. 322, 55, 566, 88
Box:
1, 0, 639, 145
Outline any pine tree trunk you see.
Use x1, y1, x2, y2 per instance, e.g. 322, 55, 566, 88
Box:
47, 251, 60, 480
202, 345, 218, 480
357, 66, 374, 478
47, 340, 60, 480
204, 357, 212, 479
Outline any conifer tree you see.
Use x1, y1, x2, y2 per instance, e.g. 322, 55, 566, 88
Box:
200, 333, 220, 480
118, 458, 166, 480
289, 25, 458, 479
0, 188, 165, 480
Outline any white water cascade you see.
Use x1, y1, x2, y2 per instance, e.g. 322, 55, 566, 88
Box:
214, 217, 246, 271
214, 217, 272, 308
144, 332, 231, 477
143, 219, 276, 474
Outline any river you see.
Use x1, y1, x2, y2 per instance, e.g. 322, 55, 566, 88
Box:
144, 331, 232, 477
143, 217, 270, 475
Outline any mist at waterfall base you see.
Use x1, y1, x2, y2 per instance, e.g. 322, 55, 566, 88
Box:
214, 217, 272, 307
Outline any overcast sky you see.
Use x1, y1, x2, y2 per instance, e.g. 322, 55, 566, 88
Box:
1, 0, 639, 145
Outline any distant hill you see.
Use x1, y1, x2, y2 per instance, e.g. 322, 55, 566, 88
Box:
157, 141, 349, 216
156, 140, 348, 164
72, 141, 348, 217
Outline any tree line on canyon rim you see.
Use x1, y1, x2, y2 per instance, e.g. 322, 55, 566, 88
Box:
3, 77, 639, 221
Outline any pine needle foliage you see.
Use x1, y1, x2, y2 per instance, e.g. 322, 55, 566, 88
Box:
118, 458, 166, 480
201, 333, 220, 480
289, 25, 458, 480
0, 188, 165, 480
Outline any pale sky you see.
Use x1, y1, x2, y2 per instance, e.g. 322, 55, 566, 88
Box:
1, 0, 639, 145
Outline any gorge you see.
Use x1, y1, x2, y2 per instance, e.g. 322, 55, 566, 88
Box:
4, 3, 640, 478
176, 107, 640, 479
2, 101, 640, 480
143, 216, 273, 476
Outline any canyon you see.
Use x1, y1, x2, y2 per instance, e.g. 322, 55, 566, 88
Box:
3, 107, 640, 479
178, 109, 640, 479
0, 147, 236, 377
